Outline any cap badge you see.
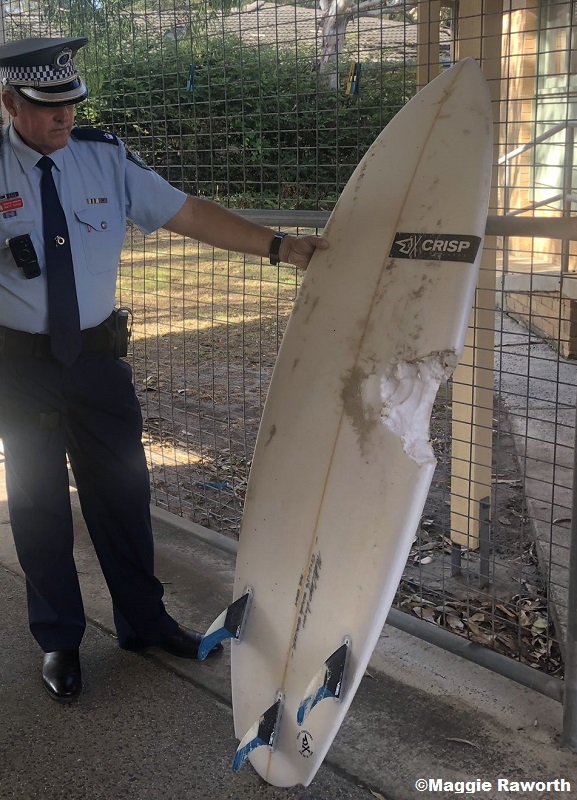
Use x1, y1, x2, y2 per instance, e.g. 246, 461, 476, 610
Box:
54, 49, 72, 70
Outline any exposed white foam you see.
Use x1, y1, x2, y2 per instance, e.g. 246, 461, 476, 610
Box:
379, 352, 459, 465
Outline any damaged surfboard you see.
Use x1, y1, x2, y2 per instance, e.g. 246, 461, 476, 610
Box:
201, 57, 494, 787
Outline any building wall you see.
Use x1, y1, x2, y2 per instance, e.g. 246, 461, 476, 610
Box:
501, 0, 577, 359
505, 290, 577, 357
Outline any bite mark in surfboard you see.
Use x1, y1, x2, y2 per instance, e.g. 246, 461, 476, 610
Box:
340, 352, 458, 465
380, 351, 458, 464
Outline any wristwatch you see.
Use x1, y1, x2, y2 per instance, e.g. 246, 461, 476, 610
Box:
269, 231, 288, 266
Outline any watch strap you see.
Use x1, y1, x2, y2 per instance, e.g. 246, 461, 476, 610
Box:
269, 231, 288, 266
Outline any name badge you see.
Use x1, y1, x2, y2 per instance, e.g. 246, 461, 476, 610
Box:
0, 197, 24, 213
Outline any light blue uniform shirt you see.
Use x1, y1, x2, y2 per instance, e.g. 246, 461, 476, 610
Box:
0, 124, 187, 332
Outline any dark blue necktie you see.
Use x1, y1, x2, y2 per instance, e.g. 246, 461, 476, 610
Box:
37, 155, 82, 365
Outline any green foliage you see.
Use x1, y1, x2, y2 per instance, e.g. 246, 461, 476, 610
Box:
8, 0, 414, 208
6, 0, 414, 206
76, 32, 415, 208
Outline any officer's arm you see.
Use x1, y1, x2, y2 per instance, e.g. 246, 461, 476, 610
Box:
162, 196, 327, 270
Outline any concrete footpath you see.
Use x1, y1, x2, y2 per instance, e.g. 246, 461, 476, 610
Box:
0, 477, 576, 800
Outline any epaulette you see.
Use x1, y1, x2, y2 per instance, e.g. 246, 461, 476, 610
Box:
71, 127, 120, 145
71, 128, 151, 170
126, 148, 152, 171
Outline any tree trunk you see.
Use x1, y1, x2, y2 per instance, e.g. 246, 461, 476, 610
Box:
318, 0, 356, 89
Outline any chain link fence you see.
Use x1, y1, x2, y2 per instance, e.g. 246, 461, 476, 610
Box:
2, 1, 576, 694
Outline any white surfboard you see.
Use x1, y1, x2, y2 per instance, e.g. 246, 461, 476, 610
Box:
201, 58, 493, 787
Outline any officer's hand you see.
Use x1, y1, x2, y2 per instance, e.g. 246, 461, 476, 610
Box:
280, 235, 329, 270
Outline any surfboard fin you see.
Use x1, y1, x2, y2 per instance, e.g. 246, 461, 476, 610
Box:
198, 590, 252, 661
297, 638, 351, 725
233, 693, 284, 773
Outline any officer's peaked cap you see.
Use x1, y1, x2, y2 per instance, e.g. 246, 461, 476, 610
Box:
0, 36, 88, 106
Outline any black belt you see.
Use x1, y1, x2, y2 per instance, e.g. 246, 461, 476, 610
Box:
0, 311, 118, 360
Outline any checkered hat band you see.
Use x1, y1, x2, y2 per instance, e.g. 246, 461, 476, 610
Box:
0, 61, 76, 85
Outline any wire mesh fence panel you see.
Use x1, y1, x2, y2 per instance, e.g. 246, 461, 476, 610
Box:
495, 0, 577, 679
2, 0, 575, 686
119, 226, 304, 534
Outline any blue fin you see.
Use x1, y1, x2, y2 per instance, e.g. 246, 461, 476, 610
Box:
233, 696, 283, 773
297, 639, 351, 725
198, 591, 252, 661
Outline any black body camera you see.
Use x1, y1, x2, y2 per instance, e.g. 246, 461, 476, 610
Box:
6, 234, 41, 279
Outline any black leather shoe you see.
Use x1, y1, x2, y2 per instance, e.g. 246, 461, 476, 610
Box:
156, 626, 223, 659
42, 650, 82, 702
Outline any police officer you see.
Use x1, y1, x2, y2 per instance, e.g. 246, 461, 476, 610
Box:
0, 36, 327, 702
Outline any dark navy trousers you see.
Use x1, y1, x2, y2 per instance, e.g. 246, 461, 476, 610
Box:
0, 353, 180, 652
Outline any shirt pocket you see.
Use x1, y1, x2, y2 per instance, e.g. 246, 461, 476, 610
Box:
73, 203, 125, 275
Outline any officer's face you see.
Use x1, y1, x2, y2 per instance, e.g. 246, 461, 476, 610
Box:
2, 92, 75, 154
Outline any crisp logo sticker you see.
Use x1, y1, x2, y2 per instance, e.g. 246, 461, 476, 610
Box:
297, 730, 314, 758
390, 233, 482, 264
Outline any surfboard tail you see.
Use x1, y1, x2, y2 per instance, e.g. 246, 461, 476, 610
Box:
233, 693, 284, 773
297, 638, 351, 725
198, 590, 252, 661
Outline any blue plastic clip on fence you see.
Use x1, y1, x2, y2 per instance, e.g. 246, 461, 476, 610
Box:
194, 481, 232, 490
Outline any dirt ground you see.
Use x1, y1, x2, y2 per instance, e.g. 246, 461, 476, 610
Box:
122, 230, 563, 677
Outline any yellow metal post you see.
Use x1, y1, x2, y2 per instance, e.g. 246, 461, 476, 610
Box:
450, 0, 503, 549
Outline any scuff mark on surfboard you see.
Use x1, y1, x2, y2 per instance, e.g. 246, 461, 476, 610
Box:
354, 159, 370, 196
304, 295, 320, 324
265, 425, 277, 447
294, 290, 320, 324
380, 351, 458, 464
409, 283, 427, 301
292, 551, 323, 651
340, 365, 379, 455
